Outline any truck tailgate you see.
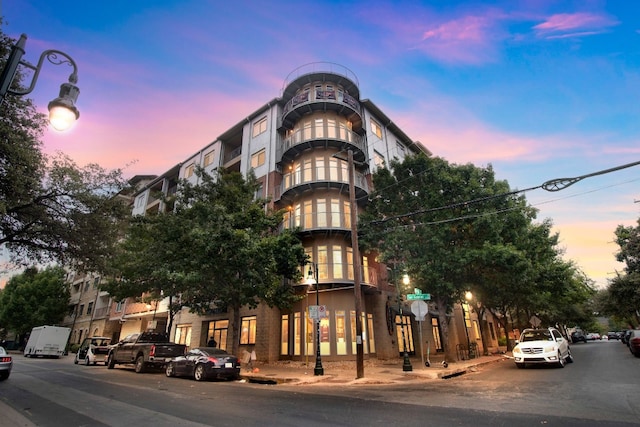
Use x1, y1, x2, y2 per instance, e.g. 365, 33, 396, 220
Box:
153, 344, 185, 357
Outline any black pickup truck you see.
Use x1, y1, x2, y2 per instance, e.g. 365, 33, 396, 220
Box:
107, 331, 186, 373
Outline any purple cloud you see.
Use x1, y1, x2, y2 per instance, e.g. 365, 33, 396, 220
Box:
533, 12, 619, 39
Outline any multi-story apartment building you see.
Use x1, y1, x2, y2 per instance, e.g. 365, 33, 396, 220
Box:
64, 63, 504, 362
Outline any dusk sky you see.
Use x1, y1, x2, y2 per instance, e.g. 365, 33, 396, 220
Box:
1, 0, 639, 288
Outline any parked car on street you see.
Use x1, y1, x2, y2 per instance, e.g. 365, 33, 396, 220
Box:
74, 337, 112, 366
628, 330, 640, 357
622, 330, 633, 345
606, 332, 619, 340
165, 347, 240, 381
513, 327, 573, 369
107, 331, 186, 373
586, 333, 601, 341
571, 331, 587, 343
0, 346, 12, 380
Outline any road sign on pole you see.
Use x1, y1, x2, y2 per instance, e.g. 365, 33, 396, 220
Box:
407, 293, 431, 301
309, 305, 327, 320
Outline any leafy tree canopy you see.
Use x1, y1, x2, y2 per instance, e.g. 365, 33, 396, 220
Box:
0, 266, 70, 337
103, 167, 306, 353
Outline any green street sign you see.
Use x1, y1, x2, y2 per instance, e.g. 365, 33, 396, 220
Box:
407, 293, 431, 301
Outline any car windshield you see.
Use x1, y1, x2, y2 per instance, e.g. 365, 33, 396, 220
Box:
521, 330, 553, 342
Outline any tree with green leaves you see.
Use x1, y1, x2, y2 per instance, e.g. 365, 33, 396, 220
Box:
605, 220, 640, 326
0, 25, 130, 274
103, 167, 306, 355
0, 266, 70, 344
360, 154, 526, 360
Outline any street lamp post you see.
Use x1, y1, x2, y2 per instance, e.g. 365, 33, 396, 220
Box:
399, 273, 413, 371
306, 263, 324, 376
0, 33, 80, 131
461, 291, 473, 359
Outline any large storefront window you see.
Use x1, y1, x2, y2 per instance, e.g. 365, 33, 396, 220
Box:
207, 320, 228, 351
280, 315, 289, 355
396, 314, 414, 355
175, 324, 192, 349
240, 316, 256, 345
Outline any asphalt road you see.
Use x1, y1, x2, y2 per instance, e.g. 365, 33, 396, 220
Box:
1, 338, 638, 426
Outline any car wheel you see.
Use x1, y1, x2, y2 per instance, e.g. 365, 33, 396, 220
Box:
107, 353, 115, 369
557, 351, 566, 368
166, 362, 175, 377
134, 355, 146, 373
74, 354, 79, 365
194, 364, 207, 381
85, 357, 91, 366
515, 363, 525, 369
566, 350, 574, 363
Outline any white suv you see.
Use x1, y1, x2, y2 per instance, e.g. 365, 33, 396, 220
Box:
513, 327, 573, 369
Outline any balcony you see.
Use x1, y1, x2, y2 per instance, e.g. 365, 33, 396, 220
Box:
294, 263, 379, 289
92, 306, 109, 319
275, 166, 369, 202
281, 89, 362, 131
277, 123, 367, 164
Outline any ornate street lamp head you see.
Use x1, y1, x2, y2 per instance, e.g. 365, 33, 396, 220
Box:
48, 81, 80, 131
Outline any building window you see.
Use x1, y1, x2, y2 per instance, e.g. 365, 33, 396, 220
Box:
175, 324, 192, 348
253, 117, 267, 137
203, 151, 215, 167
317, 199, 327, 227
185, 163, 195, 178
135, 194, 145, 208
207, 320, 229, 351
373, 151, 385, 168
396, 141, 406, 157
251, 149, 266, 168
93, 277, 100, 288
371, 119, 382, 138
254, 184, 263, 200
281, 315, 289, 355
79, 304, 84, 316
365, 313, 376, 353
87, 302, 93, 315
240, 316, 257, 345
315, 157, 325, 180
115, 301, 124, 312
84, 281, 90, 291
333, 246, 344, 279
304, 200, 313, 229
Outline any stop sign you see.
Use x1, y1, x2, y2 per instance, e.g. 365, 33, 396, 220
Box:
411, 300, 428, 321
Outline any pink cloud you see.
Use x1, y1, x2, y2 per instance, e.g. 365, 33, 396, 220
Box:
42, 88, 267, 177
533, 12, 618, 39
418, 12, 507, 65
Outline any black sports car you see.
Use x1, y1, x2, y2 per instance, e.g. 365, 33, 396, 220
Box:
165, 347, 240, 381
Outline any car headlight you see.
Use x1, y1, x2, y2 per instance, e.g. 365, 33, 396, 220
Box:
544, 345, 555, 353
513, 347, 522, 354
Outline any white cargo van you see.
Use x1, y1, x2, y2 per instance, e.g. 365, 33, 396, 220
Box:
24, 325, 71, 358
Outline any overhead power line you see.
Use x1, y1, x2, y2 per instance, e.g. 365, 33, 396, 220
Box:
368, 159, 640, 226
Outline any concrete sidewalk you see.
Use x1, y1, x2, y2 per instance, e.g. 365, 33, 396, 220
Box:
239, 353, 512, 386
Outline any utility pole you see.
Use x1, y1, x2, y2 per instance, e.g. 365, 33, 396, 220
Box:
348, 149, 364, 379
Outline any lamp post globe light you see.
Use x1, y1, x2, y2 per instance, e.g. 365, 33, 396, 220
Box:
306, 263, 324, 376
0, 33, 80, 131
